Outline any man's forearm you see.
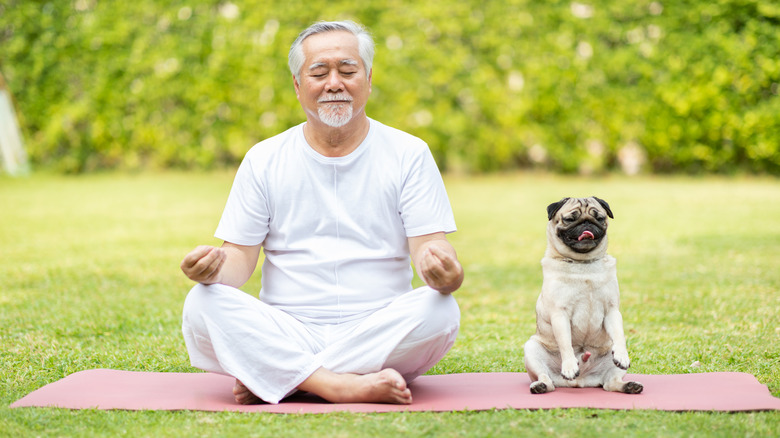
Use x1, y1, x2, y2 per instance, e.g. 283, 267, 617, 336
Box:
213, 242, 261, 288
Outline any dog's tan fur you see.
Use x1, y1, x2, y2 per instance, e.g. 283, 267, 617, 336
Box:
523, 197, 642, 394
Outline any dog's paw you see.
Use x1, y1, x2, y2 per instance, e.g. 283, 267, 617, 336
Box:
530, 381, 550, 394
622, 381, 643, 394
561, 359, 580, 380
612, 350, 630, 370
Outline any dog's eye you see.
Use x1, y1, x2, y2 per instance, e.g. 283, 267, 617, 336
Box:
591, 209, 605, 221
562, 211, 579, 223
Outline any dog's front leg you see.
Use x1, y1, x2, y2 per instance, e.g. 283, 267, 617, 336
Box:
604, 307, 630, 369
550, 312, 579, 379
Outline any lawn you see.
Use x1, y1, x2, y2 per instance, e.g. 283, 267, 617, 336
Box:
1, 171, 778, 437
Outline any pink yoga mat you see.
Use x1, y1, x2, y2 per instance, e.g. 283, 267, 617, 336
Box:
10, 369, 780, 413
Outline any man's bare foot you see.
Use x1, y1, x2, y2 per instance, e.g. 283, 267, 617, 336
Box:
299, 368, 412, 404
233, 379, 261, 404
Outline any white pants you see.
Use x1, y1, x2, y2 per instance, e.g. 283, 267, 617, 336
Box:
181, 283, 460, 404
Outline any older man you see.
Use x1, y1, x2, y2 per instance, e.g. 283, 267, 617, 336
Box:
180, 20, 463, 405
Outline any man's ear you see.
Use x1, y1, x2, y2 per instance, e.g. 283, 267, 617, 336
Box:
293, 74, 301, 98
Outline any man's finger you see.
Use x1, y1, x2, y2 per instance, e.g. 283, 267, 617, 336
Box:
182, 246, 223, 282
197, 248, 225, 277
206, 250, 226, 278
421, 252, 452, 284
425, 246, 457, 273
182, 245, 213, 268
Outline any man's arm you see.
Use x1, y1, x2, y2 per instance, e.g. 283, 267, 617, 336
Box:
408, 232, 464, 295
180, 241, 262, 288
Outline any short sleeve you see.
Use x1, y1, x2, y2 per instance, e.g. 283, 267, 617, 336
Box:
214, 155, 270, 246
399, 146, 457, 237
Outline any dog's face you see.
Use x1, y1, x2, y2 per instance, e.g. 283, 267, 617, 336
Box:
546, 197, 613, 259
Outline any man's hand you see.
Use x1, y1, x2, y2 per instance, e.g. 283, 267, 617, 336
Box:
409, 233, 464, 295
181, 245, 226, 284
417, 244, 464, 294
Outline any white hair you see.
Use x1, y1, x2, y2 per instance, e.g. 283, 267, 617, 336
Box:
288, 20, 375, 83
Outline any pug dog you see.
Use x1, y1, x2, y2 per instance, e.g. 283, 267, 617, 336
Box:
523, 197, 643, 394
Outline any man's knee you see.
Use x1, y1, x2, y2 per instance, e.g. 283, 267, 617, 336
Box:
183, 283, 215, 317
182, 283, 244, 325
421, 287, 460, 317
377, 288, 460, 380
403, 287, 460, 336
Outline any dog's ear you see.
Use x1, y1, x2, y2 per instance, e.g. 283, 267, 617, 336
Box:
592, 196, 614, 219
547, 198, 570, 220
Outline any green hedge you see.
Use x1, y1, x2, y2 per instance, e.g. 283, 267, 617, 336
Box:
1, 0, 779, 174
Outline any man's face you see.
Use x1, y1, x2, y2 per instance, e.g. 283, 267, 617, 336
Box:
294, 31, 372, 128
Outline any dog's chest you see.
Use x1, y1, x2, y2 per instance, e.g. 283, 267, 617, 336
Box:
540, 256, 618, 342
568, 292, 608, 330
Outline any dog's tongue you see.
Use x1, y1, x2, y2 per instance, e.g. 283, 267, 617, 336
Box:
578, 230, 595, 241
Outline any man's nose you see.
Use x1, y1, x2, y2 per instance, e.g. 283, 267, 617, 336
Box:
325, 71, 344, 91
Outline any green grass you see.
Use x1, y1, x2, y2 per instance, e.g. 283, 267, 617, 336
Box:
1, 171, 778, 437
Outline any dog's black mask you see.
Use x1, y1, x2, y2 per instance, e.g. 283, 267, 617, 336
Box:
548, 197, 613, 253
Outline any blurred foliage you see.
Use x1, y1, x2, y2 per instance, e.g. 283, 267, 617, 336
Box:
1, 0, 779, 174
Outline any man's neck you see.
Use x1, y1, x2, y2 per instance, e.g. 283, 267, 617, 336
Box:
304, 116, 370, 158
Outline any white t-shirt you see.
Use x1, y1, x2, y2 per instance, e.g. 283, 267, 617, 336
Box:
215, 119, 456, 323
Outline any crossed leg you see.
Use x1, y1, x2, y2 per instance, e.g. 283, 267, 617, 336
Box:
183, 284, 458, 405
233, 367, 412, 405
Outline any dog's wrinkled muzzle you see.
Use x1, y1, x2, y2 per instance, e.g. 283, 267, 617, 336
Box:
559, 222, 605, 253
